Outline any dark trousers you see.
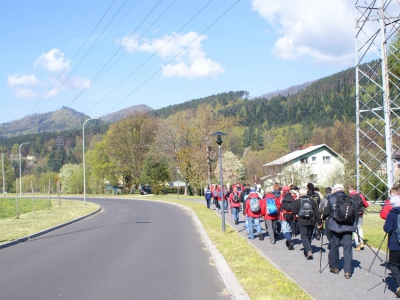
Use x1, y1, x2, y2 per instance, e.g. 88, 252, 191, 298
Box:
329, 231, 353, 273
388, 250, 400, 286
299, 225, 314, 253
206, 199, 210, 209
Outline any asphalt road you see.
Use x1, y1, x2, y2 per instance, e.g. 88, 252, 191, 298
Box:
0, 198, 230, 300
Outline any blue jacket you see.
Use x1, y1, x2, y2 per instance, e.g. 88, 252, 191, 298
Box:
205, 190, 212, 201
325, 190, 356, 233
383, 207, 400, 251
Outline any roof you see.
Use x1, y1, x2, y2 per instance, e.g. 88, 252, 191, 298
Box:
263, 144, 342, 167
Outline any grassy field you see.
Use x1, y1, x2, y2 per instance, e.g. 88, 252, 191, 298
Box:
0, 198, 99, 244
145, 195, 311, 300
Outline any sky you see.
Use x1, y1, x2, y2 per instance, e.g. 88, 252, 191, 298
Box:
1, 0, 361, 123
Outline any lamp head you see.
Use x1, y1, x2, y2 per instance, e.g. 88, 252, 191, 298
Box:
211, 131, 228, 146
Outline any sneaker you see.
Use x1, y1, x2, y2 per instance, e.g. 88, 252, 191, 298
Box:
235, 220, 239, 225
288, 241, 294, 250
360, 242, 365, 250
258, 233, 264, 241
355, 245, 361, 251
307, 251, 313, 260
396, 287, 400, 297
330, 268, 339, 274
344, 272, 352, 279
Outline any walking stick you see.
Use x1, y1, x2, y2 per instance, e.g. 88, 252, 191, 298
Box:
356, 227, 384, 262
384, 237, 389, 293
367, 233, 387, 273
319, 222, 324, 273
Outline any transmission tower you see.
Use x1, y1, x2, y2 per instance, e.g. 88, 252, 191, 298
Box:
355, 0, 400, 202
56, 135, 64, 150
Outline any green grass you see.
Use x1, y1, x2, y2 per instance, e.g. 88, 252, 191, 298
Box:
0, 199, 99, 244
146, 195, 311, 300
0, 197, 51, 219
363, 211, 387, 252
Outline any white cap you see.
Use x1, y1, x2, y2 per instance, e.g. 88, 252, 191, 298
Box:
332, 184, 344, 193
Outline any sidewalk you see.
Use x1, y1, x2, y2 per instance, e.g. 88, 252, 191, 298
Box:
223, 210, 395, 300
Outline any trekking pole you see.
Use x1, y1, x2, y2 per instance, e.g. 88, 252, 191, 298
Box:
367, 233, 387, 273
319, 222, 324, 273
384, 237, 389, 293
356, 227, 384, 262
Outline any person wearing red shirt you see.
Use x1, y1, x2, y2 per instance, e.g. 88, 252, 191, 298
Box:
245, 191, 266, 240
229, 188, 241, 225
263, 188, 280, 244
349, 185, 369, 251
380, 186, 400, 219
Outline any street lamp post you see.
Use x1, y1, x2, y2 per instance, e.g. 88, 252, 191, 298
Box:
19, 142, 30, 198
83, 118, 99, 205
212, 131, 228, 233
176, 167, 180, 201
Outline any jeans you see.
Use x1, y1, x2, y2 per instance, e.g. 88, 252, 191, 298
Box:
219, 200, 228, 211
281, 220, 293, 241
388, 250, 400, 286
299, 225, 314, 254
206, 199, 210, 209
231, 207, 240, 222
329, 231, 353, 273
353, 216, 363, 246
265, 219, 277, 242
247, 217, 261, 239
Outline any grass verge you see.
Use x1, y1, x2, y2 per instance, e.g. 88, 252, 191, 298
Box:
0, 199, 99, 244
363, 212, 387, 252
147, 195, 311, 300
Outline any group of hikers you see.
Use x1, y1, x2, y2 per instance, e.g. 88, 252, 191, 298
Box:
204, 182, 400, 297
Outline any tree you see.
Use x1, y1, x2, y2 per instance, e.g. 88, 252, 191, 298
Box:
141, 154, 170, 186
104, 113, 158, 191
58, 163, 81, 194
215, 151, 245, 184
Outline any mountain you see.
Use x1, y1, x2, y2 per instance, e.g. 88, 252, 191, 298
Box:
101, 104, 153, 123
0, 107, 92, 139
256, 81, 315, 100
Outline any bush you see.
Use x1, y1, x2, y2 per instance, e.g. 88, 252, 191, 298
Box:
152, 185, 164, 195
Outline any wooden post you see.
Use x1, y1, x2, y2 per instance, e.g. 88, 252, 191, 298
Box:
31, 180, 35, 213
48, 179, 51, 210
16, 178, 19, 218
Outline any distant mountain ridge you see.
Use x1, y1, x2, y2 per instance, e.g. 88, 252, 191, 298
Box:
101, 104, 153, 123
256, 81, 315, 100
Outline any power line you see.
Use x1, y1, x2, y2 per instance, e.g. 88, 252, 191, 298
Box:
84, 0, 214, 114
102, 0, 241, 116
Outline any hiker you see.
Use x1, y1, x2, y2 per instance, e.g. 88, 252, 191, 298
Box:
278, 185, 295, 250
263, 187, 280, 244
383, 194, 400, 297
320, 187, 332, 244
205, 186, 212, 209
307, 183, 321, 241
348, 185, 369, 251
240, 183, 252, 234
229, 187, 241, 225
381, 186, 400, 219
272, 183, 281, 199
245, 190, 265, 240
212, 184, 219, 210
323, 184, 356, 279
292, 188, 321, 260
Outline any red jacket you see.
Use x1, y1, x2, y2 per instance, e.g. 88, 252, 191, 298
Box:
349, 190, 369, 217
263, 193, 280, 220
245, 192, 265, 218
228, 191, 241, 208
380, 199, 392, 219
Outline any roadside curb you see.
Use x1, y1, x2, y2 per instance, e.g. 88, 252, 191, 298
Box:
0, 205, 102, 251
144, 199, 250, 300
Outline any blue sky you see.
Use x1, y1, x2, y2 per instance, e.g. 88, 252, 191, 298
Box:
1, 0, 358, 123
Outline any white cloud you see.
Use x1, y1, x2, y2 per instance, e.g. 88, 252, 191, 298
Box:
8, 74, 41, 87
118, 31, 224, 79
252, 0, 354, 64
34, 48, 71, 72
14, 88, 38, 99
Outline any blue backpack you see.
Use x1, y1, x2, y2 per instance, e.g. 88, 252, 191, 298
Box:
250, 197, 260, 213
266, 198, 278, 215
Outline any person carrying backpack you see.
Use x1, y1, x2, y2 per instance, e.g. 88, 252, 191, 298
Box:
240, 184, 252, 234
245, 190, 265, 240
292, 188, 321, 260
263, 187, 280, 244
205, 186, 212, 209
211, 184, 219, 210
383, 194, 400, 297
323, 184, 356, 279
348, 185, 369, 251
320, 187, 332, 244
229, 187, 241, 225
307, 183, 321, 241
278, 185, 295, 250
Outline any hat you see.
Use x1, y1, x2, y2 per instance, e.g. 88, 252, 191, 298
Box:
282, 185, 290, 192
332, 184, 344, 193
265, 186, 272, 193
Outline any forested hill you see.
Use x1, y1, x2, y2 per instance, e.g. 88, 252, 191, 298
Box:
150, 91, 249, 118
0, 107, 92, 139
220, 67, 356, 128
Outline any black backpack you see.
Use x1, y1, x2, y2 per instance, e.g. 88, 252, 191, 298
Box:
232, 192, 240, 203
272, 190, 281, 198
334, 194, 355, 224
298, 197, 313, 219
281, 193, 293, 212
352, 193, 364, 214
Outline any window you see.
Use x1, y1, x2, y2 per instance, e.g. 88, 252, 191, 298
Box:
323, 156, 331, 164
300, 157, 308, 164
311, 156, 317, 164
